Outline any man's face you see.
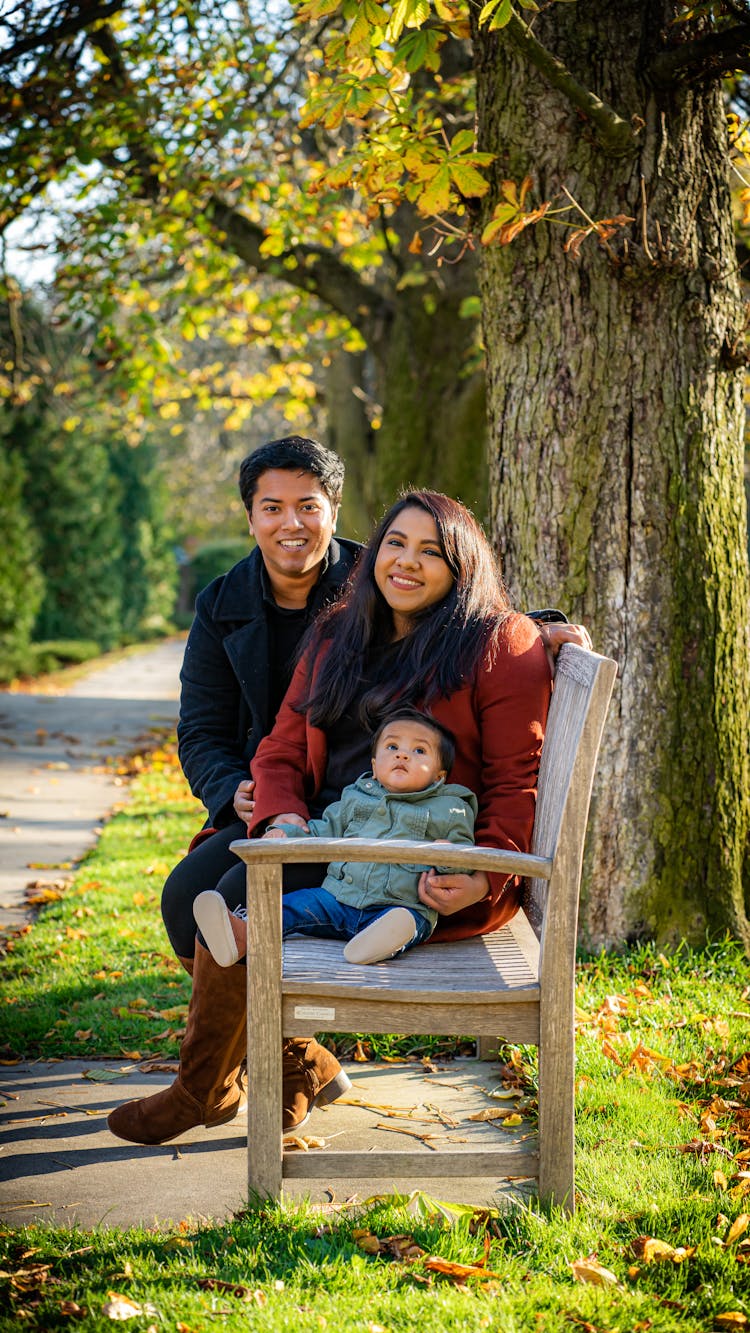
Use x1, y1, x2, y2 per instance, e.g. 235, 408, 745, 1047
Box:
371, 719, 446, 793
247, 469, 337, 586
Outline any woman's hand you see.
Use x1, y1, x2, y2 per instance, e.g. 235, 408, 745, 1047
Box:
233, 779, 255, 826
270, 813, 310, 832
538, 622, 593, 676
418, 869, 490, 916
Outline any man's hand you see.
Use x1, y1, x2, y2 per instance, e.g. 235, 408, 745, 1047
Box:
538, 622, 593, 677
418, 869, 490, 915
233, 778, 255, 826
262, 827, 288, 840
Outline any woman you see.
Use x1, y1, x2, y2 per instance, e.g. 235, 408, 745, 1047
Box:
249, 490, 550, 936
108, 492, 551, 1146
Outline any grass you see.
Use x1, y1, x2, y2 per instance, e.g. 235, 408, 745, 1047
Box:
2, 742, 750, 1329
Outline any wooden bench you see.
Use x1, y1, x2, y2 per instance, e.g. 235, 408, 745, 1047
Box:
231, 643, 617, 1212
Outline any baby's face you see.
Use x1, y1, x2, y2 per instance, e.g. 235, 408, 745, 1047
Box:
371, 720, 446, 794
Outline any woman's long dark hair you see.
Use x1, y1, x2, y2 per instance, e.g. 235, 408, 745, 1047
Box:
304, 491, 512, 729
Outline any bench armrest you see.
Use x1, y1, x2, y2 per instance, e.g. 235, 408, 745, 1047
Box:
230, 836, 552, 881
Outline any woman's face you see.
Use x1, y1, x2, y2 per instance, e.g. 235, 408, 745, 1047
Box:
374, 505, 455, 634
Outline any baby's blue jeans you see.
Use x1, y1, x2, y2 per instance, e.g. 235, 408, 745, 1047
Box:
283, 886, 433, 957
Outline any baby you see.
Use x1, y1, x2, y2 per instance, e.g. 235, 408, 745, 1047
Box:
193, 707, 477, 966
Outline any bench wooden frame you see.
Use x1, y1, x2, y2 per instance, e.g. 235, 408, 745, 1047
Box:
231, 643, 617, 1212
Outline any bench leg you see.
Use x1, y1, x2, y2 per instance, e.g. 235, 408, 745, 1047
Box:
537, 1019, 575, 1213
247, 862, 283, 1202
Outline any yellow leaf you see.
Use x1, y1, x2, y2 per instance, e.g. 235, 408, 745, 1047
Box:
355, 1232, 382, 1254
632, 1235, 695, 1264
102, 1292, 142, 1319
727, 1214, 750, 1246
468, 1107, 517, 1122
571, 1257, 620, 1287
158, 1005, 189, 1023
500, 1113, 524, 1128
714, 1316, 748, 1328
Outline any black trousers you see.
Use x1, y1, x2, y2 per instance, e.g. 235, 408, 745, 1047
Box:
161, 820, 327, 958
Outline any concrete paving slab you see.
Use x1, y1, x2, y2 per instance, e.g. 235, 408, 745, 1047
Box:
0, 640, 183, 930
0, 1059, 534, 1229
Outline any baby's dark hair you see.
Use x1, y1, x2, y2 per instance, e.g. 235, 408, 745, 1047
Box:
371, 707, 455, 774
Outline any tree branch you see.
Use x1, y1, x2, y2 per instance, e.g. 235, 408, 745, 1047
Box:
0, 0, 126, 66
89, 24, 391, 338
205, 197, 391, 336
648, 24, 750, 86
503, 12, 636, 155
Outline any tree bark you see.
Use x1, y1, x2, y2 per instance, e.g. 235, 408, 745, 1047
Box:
473, 0, 750, 947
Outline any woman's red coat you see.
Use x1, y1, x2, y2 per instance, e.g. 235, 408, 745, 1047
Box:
248, 612, 551, 941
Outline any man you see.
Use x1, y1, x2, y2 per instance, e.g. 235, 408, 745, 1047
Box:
108, 436, 585, 1146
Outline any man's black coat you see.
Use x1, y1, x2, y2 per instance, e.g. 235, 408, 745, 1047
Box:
177, 537, 361, 827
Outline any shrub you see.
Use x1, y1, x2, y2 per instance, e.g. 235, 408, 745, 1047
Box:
188, 538, 251, 602
28, 639, 102, 673
0, 445, 45, 682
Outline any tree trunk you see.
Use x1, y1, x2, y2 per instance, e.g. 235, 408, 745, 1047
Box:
321, 268, 488, 530
371, 280, 489, 525
473, 1, 750, 947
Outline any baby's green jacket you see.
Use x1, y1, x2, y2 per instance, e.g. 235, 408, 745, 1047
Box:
275, 773, 478, 931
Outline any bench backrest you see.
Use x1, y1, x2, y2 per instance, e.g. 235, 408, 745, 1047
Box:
525, 645, 617, 951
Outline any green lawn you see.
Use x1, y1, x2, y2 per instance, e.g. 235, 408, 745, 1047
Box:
1, 742, 749, 1330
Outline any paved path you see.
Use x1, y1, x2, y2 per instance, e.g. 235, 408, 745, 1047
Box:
0, 640, 183, 932
0, 1058, 529, 1228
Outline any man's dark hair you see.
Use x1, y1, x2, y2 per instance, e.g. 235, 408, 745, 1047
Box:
371, 707, 456, 775
239, 437, 345, 510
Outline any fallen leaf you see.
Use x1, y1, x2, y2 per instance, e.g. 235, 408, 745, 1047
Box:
468, 1107, 519, 1122
714, 1315, 748, 1328
353, 1231, 381, 1254
571, 1257, 620, 1287
102, 1293, 142, 1320
423, 1255, 503, 1283
632, 1236, 694, 1264
726, 1214, 750, 1246
58, 1299, 87, 1318
600, 1039, 624, 1065
82, 1068, 131, 1082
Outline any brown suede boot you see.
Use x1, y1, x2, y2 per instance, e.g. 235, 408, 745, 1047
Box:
178, 953, 247, 1100
107, 943, 247, 1145
282, 1038, 352, 1134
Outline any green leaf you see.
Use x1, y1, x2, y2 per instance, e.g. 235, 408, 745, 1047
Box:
459, 295, 482, 319
489, 0, 513, 29
450, 128, 476, 155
